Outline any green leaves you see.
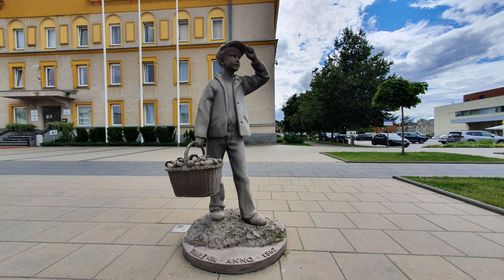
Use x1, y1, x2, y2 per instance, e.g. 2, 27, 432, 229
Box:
373, 76, 428, 110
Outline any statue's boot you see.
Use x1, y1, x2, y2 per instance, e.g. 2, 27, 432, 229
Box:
242, 213, 267, 226
209, 210, 225, 221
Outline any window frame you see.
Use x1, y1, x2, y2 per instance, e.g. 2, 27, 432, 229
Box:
77, 65, 88, 87
108, 101, 124, 127
143, 100, 157, 126
45, 27, 56, 49
13, 67, 24, 88
76, 105, 92, 127
13, 106, 28, 124
110, 24, 121, 46
143, 62, 155, 84
178, 19, 189, 42
77, 26, 89, 48
14, 29, 25, 50
178, 60, 189, 83
45, 66, 56, 88
172, 98, 192, 126
109, 62, 122, 86
143, 22, 155, 44
211, 18, 224, 40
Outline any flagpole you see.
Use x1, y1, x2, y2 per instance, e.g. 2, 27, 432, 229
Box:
137, 0, 144, 143
176, 0, 181, 146
100, 0, 109, 143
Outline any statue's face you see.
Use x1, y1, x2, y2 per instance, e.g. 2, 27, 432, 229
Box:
222, 47, 241, 72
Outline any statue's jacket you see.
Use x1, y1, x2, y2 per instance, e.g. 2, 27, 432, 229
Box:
195, 60, 270, 138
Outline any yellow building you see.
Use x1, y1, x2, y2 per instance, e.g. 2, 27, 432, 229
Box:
0, 0, 279, 143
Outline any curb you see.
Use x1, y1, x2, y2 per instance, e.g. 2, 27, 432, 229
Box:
393, 176, 504, 216
320, 152, 504, 164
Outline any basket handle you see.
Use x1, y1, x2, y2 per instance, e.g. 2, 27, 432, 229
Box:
184, 141, 206, 163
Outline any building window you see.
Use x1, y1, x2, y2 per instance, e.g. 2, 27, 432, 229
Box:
143, 22, 154, 43
110, 104, 123, 126
77, 65, 88, 87
179, 60, 189, 83
78, 26, 88, 47
46, 28, 56, 48
179, 103, 190, 125
211, 18, 223, 40
143, 62, 155, 84
77, 105, 92, 127
14, 68, 24, 88
110, 24, 121, 45
109, 63, 121, 85
144, 103, 155, 126
14, 29, 24, 49
178, 19, 189, 42
13, 107, 28, 124
45, 67, 55, 88
212, 59, 222, 78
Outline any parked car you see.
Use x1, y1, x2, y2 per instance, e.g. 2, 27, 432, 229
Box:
437, 134, 448, 144
355, 133, 374, 141
397, 132, 428, 144
372, 133, 410, 147
446, 130, 504, 144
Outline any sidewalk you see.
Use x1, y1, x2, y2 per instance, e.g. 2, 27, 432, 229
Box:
1, 175, 503, 279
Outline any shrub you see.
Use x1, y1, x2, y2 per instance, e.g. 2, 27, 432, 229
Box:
49, 122, 74, 142
283, 133, 305, 144
156, 126, 176, 143
75, 128, 89, 142
123, 127, 139, 143
6, 123, 36, 132
183, 129, 195, 144
139, 126, 156, 142
107, 127, 123, 142
89, 127, 106, 142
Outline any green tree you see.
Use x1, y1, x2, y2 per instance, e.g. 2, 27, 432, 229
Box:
311, 28, 393, 134
373, 76, 428, 154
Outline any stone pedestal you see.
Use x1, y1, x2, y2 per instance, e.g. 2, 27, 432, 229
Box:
182, 209, 287, 274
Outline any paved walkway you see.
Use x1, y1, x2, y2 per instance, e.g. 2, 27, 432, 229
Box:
0, 145, 503, 279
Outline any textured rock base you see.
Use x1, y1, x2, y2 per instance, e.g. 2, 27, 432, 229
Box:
182, 209, 287, 274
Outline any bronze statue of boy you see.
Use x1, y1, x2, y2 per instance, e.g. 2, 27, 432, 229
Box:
194, 41, 269, 226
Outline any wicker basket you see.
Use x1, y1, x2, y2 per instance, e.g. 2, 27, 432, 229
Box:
165, 141, 222, 197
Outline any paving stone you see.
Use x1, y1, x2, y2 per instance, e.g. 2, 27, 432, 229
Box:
381, 194, 421, 202
333, 253, 408, 280
352, 193, 389, 202
383, 214, 443, 230
386, 230, 463, 256
155, 248, 218, 280
350, 202, 394, 213
0, 242, 37, 262
433, 232, 504, 258
286, 227, 303, 250
160, 209, 206, 224
258, 185, 284, 192
0, 243, 80, 277
162, 198, 200, 209
89, 208, 141, 222
318, 201, 358, 212
478, 232, 504, 246
346, 213, 398, 229
126, 209, 172, 223
37, 244, 128, 279
282, 185, 308, 192
220, 261, 281, 280
72, 196, 117, 207
157, 232, 184, 246
0, 221, 24, 233
329, 185, 359, 193
381, 202, 430, 214
306, 185, 333, 192
114, 224, 173, 245
410, 194, 456, 203
97, 245, 176, 280
297, 192, 328, 201
447, 203, 498, 215
415, 203, 469, 215
271, 192, 299, 200
446, 257, 504, 280
459, 215, 504, 232
25, 222, 96, 242
0, 221, 60, 241
69, 223, 134, 243
389, 255, 472, 280
20, 207, 77, 221
341, 229, 407, 254
56, 207, 109, 221
280, 251, 345, 280
288, 201, 323, 211
297, 228, 353, 252
309, 212, 356, 228
421, 215, 489, 232
105, 198, 170, 208
252, 192, 273, 200
273, 211, 314, 227
257, 200, 289, 211
325, 192, 359, 201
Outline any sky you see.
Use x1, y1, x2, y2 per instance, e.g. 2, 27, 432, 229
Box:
274, 0, 504, 121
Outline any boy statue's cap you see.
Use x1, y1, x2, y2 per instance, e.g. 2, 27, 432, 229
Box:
216, 41, 248, 61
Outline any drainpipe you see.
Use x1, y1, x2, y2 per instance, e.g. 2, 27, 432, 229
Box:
228, 0, 233, 40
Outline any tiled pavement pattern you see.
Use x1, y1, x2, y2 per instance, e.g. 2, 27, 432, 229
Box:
1, 175, 503, 279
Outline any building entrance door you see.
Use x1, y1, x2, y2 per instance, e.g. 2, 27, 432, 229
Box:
43, 106, 62, 128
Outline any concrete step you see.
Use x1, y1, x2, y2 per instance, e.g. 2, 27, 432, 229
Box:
0, 141, 29, 146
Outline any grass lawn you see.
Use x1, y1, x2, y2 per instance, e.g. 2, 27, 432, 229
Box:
405, 177, 504, 209
424, 142, 504, 148
326, 152, 504, 163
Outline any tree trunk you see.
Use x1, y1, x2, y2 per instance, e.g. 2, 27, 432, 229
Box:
401, 106, 405, 155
